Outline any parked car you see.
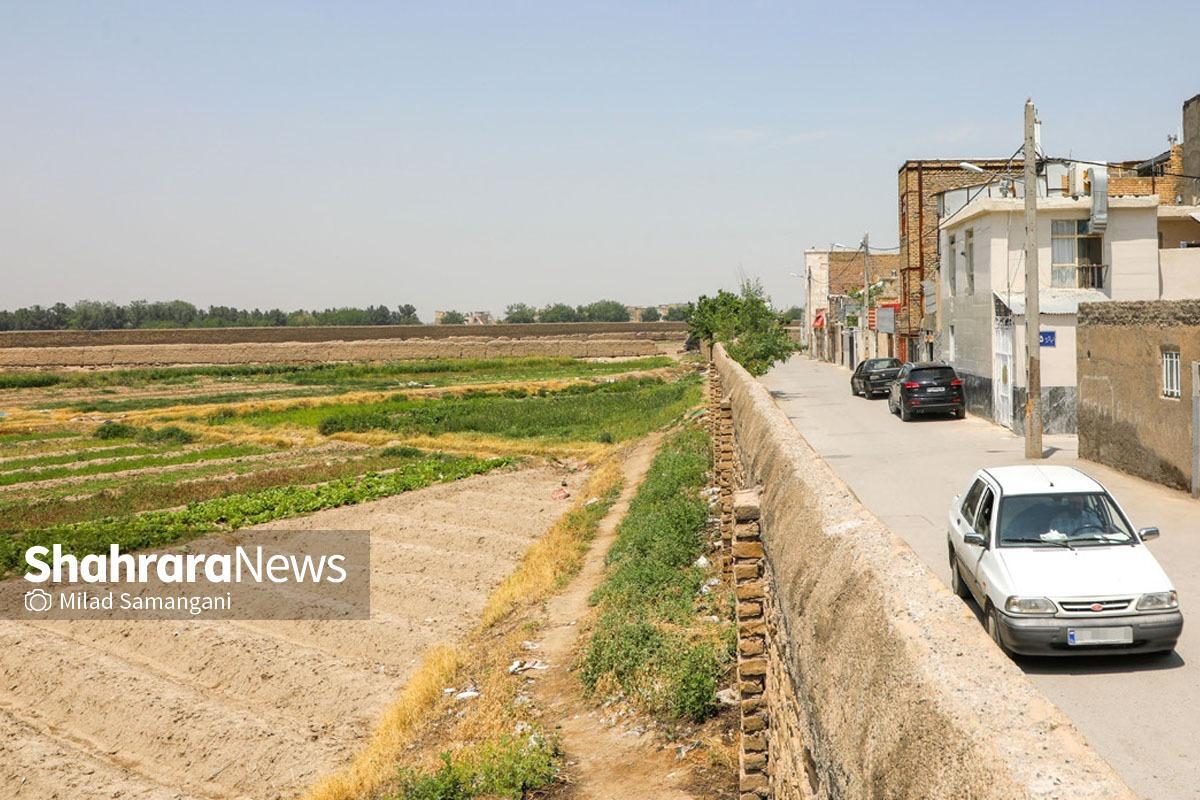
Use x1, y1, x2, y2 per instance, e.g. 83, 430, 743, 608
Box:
850, 357, 902, 398
888, 362, 965, 420
947, 465, 1182, 657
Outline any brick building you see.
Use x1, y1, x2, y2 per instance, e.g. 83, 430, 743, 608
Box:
896, 159, 1023, 361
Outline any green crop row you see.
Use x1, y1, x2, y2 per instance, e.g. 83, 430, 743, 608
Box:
578, 425, 731, 722
1, 356, 672, 394
0, 443, 266, 487
0, 452, 509, 575
221, 375, 700, 445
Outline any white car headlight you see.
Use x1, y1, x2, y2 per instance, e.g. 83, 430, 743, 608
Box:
1005, 596, 1056, 615
1136, 591, 1179, 611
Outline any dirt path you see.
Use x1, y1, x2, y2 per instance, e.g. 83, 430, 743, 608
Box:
0, 465, 584, 799
524, 435, 708, 800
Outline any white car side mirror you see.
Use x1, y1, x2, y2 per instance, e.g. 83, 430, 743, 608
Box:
1139, 527, 1161, 541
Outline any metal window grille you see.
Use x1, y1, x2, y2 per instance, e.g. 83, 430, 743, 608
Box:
1163, 351, 1181, 398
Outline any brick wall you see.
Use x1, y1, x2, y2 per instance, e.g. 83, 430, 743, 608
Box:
826, 252, 900, 296
896, 160, 1022, 346
1185, 94, 1200, 205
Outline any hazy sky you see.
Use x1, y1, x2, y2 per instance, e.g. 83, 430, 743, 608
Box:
3, 1, 1198, 319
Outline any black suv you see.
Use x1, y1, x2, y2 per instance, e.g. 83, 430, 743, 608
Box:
850, 358, 902, 398
888, 362, 965, 421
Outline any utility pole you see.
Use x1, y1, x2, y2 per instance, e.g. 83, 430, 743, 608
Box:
1023, 98, 1043, 459
862, 232, 870, 360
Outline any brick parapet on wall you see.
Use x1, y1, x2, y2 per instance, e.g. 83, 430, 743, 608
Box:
732, 489, 771, 800
1079, 299, 1200, 328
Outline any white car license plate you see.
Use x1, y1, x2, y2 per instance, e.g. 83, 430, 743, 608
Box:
926, 386, 945, 393
1068, 627, 1133, 646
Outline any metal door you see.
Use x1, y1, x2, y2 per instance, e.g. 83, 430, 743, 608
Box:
993, 321, 1013, 429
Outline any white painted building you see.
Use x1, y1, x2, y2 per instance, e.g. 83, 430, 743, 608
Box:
935, 182, 1200, 433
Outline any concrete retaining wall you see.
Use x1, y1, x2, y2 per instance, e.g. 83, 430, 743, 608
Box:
0, 322, 687, 349
0, 336, 660, 368
712, 344, 1135, 800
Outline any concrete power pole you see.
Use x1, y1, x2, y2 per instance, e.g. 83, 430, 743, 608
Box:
1023, 98, 1044, 459
862, 232, 870, 361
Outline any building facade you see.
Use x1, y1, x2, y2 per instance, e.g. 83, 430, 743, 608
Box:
935, 182, 1200, 433
897, 159, 1023, 363
1078, 299, 1200, 493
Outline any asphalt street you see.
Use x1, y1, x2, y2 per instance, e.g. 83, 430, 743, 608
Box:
762, 355, 1200, 800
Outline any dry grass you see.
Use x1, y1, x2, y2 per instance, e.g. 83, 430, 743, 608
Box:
301, 644, 466, 800
301, 449, 629, 800
482, 457, 624, 627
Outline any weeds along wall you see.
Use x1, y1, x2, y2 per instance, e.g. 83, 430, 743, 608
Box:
0, 336, 661, 368
711, 344, 1137, 800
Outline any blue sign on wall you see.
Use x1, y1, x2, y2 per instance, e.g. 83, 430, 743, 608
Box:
1040, 330, 1056, 348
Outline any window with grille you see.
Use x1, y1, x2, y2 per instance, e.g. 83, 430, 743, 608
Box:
1051, 219, 1104, 289
1162, 350, 1181, 399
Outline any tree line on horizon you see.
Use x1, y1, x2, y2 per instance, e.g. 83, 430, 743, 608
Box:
0, 298, 699, 331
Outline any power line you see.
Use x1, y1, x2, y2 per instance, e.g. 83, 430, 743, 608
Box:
1044, 156, 1200, 183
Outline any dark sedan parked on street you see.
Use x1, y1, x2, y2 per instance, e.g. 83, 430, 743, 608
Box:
888, 362, 966, 421
850, 358, 902, 398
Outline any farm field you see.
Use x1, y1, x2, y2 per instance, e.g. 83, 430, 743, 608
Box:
0, 354, 702, 799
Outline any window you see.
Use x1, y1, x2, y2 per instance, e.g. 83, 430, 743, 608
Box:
947, 234, 957, 296
974, 488, 995, 539
1051, 219, 1104, 289
960, 479, 986, 525
949, 324, 956, 361
998, 493, 1134, 547
964, 229, 975, 294
1163, 350, 1181, 399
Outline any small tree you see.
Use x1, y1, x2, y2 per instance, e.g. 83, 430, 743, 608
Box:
394, 304, 421, 325
503, 303, 537, 323
538, 303, 581, 323
664, 303, 693, 322
579, 299, 631, 322
689, 280, 796, 376
640, 306, 661, 322
779, 305, 804, 324
438, 310, 466, 325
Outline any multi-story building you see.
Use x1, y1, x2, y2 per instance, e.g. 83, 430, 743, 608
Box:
896, 159, 1023, 362
934, 144, 1200, 433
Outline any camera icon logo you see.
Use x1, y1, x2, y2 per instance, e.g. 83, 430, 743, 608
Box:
24, 589, 54, 613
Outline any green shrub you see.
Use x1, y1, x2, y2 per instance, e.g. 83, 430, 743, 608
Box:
0, 373, 62, 389
392, 734, 558, 800
95, 422, 138, 439
139, 425, 197, 445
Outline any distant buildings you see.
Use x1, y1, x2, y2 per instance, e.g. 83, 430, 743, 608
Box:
802, 90, 1200, 444
433, 310, 494, 325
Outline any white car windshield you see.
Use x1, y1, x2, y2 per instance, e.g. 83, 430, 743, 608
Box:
998, 492, 1135, 547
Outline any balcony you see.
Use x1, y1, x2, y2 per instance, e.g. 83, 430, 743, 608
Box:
1052, 264, 1106, 290
1077, 264, 1107, 290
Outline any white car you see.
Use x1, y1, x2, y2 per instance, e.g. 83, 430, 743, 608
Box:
947, 465, 1183, 656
